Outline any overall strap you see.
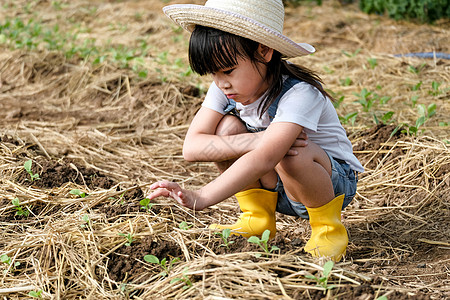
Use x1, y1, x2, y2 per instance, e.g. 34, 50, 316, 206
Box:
268, 77, 303, 122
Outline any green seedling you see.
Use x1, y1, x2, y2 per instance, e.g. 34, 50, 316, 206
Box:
247, 230, 279, 257
342, 48, 361, 57
339, 77, 352, 86
339, 112, 358, 126
378, 95, 391, 105
28, 290, 43, 299
376, 296, 388, 300
144, 254, 180, 277
119, 283, 130, 298
179, 221, 193, 230
399, 103, 436, 136
215, 228, 235, 248
170, 267, 192, 289
332, 95, 345, 109
70, 189, 87, 198
118, 233, 134, 246
410, 95, 419, 108
305, 260, 336, 291
353, 88, 374, 112
1, 254, 20, 273
139, 198, 153, 212
408, 63, 426, 74
411, 81, 422, 91
323, 66, 334, 74
12, 198, 30, 217
80, 215, 91, 228
367, 57, 377, 69
24, 159, 40, 181
373, 111, 394, 126
430, 81, 441, 96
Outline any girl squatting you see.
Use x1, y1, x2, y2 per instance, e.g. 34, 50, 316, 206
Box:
148, 0, 364, 262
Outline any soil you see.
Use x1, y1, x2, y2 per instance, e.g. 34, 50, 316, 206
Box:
107, 236, 183, 283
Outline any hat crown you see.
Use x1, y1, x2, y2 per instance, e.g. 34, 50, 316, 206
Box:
204, 0, 285, 33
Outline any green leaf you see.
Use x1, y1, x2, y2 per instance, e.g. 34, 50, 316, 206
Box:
261, 229, 270, 242
0, 254, 11, 264
139, 198, 150, 206
427, 103, 436, 118
144, 255, 159, 264
170, 278, 182, 284
416, 116, 426, 128
247, 236, 260, 244
24, 159, 32, 172
161, 258, 167, 266
322, 261, 334, 277
12, 197, 20, 207
222, 228, 231, 239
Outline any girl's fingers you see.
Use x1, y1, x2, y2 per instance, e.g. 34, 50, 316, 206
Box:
148, 188, 170, 199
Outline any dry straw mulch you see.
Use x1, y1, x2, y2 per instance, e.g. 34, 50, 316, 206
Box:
0, 0, 449, 299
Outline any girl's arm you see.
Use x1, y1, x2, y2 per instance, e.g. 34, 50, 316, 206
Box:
149, 121, 303, 210
183, 106, 264, 162
183, 106, 307, 162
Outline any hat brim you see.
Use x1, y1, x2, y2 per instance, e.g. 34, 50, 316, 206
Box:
163, 4, 315, 58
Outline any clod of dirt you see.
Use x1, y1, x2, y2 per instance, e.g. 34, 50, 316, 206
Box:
17, 159, 116, 190
107, 236, 183, 283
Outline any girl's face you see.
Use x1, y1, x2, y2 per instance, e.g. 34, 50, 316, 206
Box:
212, 45, 273, 106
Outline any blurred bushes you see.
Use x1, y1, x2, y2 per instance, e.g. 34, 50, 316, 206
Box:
283, 0, 450, 23
360, 0, 450, 23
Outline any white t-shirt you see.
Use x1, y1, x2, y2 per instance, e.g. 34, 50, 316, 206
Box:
202, 79, 364, 173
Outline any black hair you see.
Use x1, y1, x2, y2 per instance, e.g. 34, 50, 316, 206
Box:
189, 25, 333, 117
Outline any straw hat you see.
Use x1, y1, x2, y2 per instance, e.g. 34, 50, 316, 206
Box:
163, 0, 315, 58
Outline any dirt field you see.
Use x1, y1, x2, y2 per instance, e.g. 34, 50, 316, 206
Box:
0, 0, 449, 299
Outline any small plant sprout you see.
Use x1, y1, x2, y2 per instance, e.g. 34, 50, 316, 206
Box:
373, 111, 394, 126
24, 159, 40, 181
408, 63, 426, 74
170, 267, 193, 289
70, 189, 87, 198
353, 88, 374, 112
118, 233, 134, 246
410, 95, 419, 108
139, 198, 153, 212
339, 112, 358, 126
342, 48, 361, 57
401, 103, 437, 136
28, 290, 43, 299
411, 81, 422, 91
430, 81, 442, 96
80, 215, 91, 228
179, 221, 193, 230
339, 77, 352, 86
247, 230, 279, 257
215, 228, 235, 248
144, 254, 180, 277
1, 254, 20, 273
12, 198, 30, 217
305, 260, 336, 291
367, 57, 378, 69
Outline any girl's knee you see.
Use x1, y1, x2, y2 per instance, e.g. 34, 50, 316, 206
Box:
277, 143, 331, 175
215, 115, 247, 136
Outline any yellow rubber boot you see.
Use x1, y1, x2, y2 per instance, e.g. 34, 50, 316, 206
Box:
210, 188, 278, 239
304, 194, 348, 262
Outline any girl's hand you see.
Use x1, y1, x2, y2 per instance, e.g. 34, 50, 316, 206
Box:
286, 131, 308, 155
148, 180, 205, 210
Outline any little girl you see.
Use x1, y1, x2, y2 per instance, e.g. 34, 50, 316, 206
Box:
148, 0, 364, 262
